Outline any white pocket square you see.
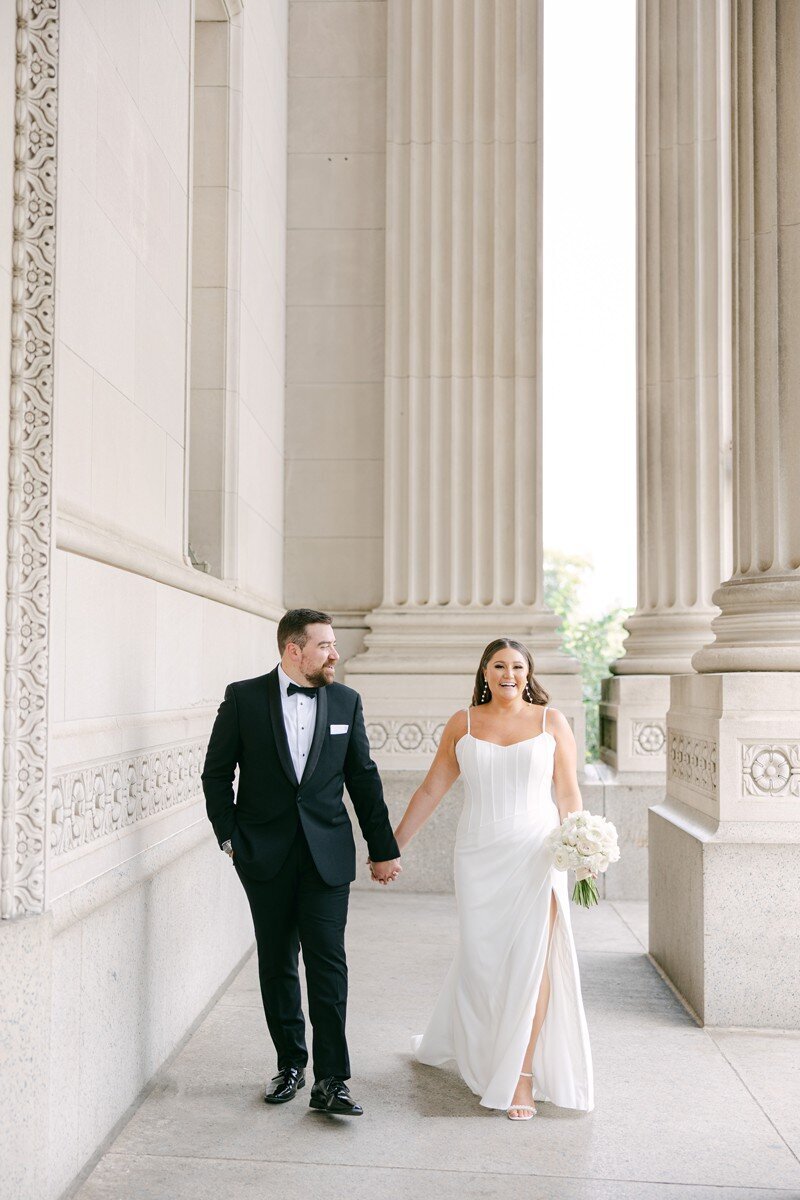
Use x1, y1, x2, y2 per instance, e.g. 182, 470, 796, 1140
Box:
330, 724, 349, 735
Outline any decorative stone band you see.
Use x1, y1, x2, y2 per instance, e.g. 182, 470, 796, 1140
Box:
366, 713, 576, 758
741, 743, 800, 800
50, 739, 207, 858
667, 731, 718, 802
632, 720, 666, 756
1, 0, 59, 918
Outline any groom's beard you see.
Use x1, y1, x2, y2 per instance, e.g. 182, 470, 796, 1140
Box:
303, 664, 336, 688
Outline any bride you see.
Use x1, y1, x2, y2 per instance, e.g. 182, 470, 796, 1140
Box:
393, 638, 594, 1120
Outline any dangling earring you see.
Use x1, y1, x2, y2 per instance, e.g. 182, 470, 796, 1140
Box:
481, 680, 489, 702
524, 683, 533, 702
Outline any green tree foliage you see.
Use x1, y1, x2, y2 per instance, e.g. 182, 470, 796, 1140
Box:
543, 551, 631, 762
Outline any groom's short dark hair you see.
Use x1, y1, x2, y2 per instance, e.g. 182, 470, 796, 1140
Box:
277, 608, 333, 654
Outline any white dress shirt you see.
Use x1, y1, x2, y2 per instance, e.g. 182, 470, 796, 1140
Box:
277, 663, 317, 781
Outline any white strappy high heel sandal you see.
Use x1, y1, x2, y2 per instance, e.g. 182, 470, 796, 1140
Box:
506, 1072, 536, 1121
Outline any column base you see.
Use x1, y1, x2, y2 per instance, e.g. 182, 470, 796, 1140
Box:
599, 674, 671, 772
649, 671, 800, 1028
344, 605, 583, 675
649, 799, 800, 1027
692, 578, 800, 672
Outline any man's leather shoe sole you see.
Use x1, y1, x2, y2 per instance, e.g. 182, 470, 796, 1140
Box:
265, 1077, 305, 1104
309, 1093, 363, 1116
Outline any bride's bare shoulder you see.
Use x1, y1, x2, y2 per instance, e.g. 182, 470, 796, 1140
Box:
441, 708, 470, 744
544, 707, 573, 738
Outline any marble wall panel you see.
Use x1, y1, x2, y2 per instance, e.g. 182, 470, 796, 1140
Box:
288, 228, 385, 306
239, 404, 284, 524
285, 536, 383, 610
287, 305, 385, 383
91, 374, 172, 545
285, 459, 383, 538
154, 587, 206, 712
61, 556, 158, 721
285, 0, 386, 619
237, 1, 288, 602
288, 152, 386, 229
289, 76, 386, 152
239, 324, 285, 453
0, 915, 52, 1200
57, 0, 189, 559
285, 383, 384, 459
46, 835, 253, 1200
290, 1, 386, 78
54, 345, 93, 513
237, 501, 284, 601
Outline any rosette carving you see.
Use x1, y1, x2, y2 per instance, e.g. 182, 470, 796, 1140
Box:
741, 743, 800, 799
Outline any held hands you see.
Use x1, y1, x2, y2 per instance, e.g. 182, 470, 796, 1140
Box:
368, 857, 402, 885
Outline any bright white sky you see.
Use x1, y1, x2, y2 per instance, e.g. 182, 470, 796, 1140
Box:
543, 0, 637, 617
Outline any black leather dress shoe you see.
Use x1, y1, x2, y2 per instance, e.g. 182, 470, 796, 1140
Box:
309, 1077, 364, 1116
265, 1066, 305, 1104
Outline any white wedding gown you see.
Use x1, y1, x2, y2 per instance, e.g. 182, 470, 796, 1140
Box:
411, 705, 594, 1111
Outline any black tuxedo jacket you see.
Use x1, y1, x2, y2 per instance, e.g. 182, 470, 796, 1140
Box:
201, 668, 399, 886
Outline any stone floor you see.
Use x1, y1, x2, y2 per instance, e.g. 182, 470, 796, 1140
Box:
70, 894, 800, 1200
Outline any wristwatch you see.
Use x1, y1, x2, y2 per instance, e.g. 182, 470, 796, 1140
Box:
221, 839, 234, 858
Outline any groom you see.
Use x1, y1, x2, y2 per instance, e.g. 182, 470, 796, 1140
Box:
202, 609, 401, 1116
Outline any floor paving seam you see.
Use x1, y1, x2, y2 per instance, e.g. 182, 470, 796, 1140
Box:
97, 1148, 800, 1192
703, 1029, 800, 1169
607, 902, 647, 950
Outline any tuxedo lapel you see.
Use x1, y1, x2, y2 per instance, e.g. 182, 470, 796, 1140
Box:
300, 684, 328, 786
266, 669, 299, 788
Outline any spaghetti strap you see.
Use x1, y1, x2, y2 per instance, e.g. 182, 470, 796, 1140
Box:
542, 704, 549, 734
465, 706, 471, 735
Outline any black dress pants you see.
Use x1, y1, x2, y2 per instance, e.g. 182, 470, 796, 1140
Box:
236, 826, 350, 1081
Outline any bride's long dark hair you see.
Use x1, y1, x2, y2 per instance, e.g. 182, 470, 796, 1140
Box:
471, 638, 550, 707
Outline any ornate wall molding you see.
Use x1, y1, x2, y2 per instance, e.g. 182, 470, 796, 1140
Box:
632, 720, 666, 756
741, 742, 800, 800
667, 731, 718, 801
50, 739, 207, 858
1, 0, 59, 917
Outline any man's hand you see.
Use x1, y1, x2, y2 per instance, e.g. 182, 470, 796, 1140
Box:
368, 857, 402, 885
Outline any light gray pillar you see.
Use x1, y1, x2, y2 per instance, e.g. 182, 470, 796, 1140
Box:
601, 0, 732, 773
348, 0, 584, 767
651, 0, 800, 1028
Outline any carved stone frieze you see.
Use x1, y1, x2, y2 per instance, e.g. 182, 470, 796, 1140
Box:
366, 720, 445, 757
2, 0, 59, 917
50, 739, 207, 857
667, 731, 718, 801
741, 743, 800, 799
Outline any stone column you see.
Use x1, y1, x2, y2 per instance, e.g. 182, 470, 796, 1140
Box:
347, 0, 584, 767
650, 0, 800, 1027
600, 0, 732, 774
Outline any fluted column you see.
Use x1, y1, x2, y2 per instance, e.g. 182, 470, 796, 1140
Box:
650, 1, 800, 1028
346, 0, 583, 767
693, 0, 800, 672
600, 0, 732, 772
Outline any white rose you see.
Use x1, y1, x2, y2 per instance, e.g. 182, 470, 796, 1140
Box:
552, 846, 570, 871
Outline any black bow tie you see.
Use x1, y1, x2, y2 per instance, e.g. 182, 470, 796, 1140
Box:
287, 683, 319, 698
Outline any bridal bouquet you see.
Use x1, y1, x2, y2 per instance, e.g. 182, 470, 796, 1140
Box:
547, 812, 620, 908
